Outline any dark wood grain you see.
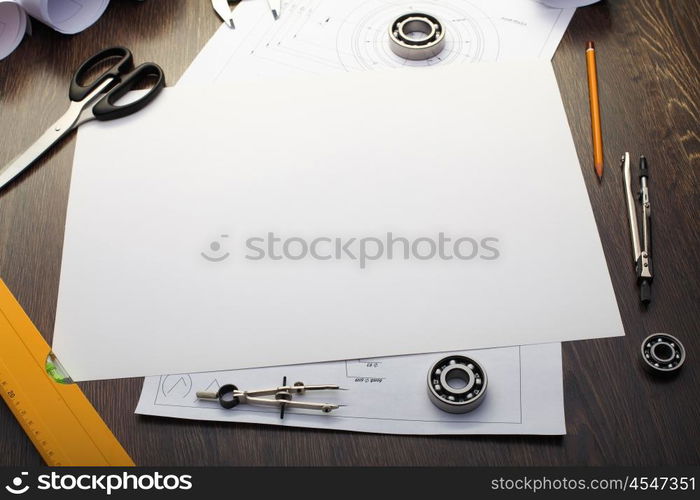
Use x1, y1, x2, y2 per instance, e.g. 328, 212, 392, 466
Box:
0, 0, 698, 466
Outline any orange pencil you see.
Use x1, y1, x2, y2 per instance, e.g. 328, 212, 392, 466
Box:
586, 41, 604, 179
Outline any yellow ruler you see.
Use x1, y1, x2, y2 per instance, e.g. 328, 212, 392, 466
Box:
0, 279, 134, 466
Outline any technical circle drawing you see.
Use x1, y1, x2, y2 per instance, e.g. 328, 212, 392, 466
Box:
161, 374, 193, 399
336, 0, 500, 71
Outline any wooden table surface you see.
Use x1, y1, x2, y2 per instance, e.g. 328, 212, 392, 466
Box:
0, 0, 698, 466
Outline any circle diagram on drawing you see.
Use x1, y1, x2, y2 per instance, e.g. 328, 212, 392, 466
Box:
336, 0, 500, 70
161, 374, 193, 399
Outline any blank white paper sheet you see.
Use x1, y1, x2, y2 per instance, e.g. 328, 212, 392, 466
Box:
54, 61, 623, 381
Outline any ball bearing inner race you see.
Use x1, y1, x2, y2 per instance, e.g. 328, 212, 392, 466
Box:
399, 18, 435, 44
440, 363, 475, 394
651, 342, 674, 363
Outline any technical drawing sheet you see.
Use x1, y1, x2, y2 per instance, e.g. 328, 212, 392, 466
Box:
178, 0, 576, 85
137, 343, 565, 435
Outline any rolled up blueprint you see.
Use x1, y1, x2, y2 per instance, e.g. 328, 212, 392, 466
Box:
18, 0, 109, 35
540, 0, 600, 7
0, 0, 27, 60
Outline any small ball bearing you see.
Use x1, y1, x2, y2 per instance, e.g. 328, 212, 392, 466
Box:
427, 355, 487, 413
641, 333, 686, 374
388, 13, 446, 61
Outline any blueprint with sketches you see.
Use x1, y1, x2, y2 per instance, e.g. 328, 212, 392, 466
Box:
179, 0, 576, 85
137, 343, 566, 435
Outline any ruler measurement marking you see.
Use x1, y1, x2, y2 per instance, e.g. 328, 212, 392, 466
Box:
0, 372, 61, 465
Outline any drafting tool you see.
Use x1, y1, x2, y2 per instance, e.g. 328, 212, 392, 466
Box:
586, 41, 604, 179
427, 356, 487, 413
0, 279, 134, 466
0, 46, 164, 192
621, 152, 653, 304
641, 334, 685, 374
267, 0, 281, 19
389, 13, 446, 61
212, 0, 235, 28
213, 0, 280, 25
197, 376, 344, 419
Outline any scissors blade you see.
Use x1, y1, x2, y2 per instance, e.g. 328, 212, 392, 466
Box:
267, 0, 281, 19
0, 102, 86, 191
0, 77, 115, 192
212, 0, 235, 28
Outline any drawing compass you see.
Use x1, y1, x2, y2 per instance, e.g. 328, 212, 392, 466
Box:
196, 377, 345, 418
620, 152, 653, 304
211, 0, 236, 29
267, 0, 281, 20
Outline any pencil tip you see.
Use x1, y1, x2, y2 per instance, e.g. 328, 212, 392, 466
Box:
586, 41, 595, 50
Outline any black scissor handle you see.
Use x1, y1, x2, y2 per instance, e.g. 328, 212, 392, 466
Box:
92, 62, 166, 121
69, 46, 133, 102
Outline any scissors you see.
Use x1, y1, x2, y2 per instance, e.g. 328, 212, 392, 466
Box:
0, 46, 165, 192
